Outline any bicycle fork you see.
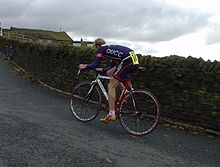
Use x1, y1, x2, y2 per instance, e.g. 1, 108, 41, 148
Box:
84, 83, 96, 102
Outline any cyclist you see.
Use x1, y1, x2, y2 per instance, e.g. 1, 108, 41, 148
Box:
78, 38, 139, 123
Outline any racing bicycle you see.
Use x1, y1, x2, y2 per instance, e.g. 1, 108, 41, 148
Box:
70, 69, 160, 136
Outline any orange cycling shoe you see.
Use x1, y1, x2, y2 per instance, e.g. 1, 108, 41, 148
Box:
100, 114, 116, 124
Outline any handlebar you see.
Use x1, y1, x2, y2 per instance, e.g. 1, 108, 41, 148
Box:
77, 68, 103, 76
77, 69, 81, 75
76, 68, 132, 89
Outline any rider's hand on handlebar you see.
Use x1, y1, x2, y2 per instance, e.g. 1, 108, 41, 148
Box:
78, 64, 87, 70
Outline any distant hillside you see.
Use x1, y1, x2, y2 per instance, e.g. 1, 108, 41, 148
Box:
2, 27, 73, 45
9, 27, 73, 41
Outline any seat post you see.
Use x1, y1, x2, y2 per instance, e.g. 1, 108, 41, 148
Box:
123, 79, 132, 91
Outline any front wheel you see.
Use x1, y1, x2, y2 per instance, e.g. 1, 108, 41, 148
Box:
70, 81, 102, 122
119, 90, 160, 136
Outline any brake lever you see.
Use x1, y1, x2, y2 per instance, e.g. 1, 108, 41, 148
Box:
77, 69, 81, 75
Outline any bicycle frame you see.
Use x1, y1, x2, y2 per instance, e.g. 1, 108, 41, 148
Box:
92, 74, 111, 101
90, 73, 134, 113
71, 69, 160, 136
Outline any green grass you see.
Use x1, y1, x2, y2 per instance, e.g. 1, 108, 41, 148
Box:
9, 27, 72, 41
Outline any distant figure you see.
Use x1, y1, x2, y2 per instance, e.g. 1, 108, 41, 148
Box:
5, 44, 14, 60
5, 45, 9, 57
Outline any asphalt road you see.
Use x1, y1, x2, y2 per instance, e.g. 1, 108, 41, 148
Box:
0, 57, 219, 167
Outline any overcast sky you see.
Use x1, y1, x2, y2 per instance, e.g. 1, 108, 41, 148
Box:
1, 0, 220, 61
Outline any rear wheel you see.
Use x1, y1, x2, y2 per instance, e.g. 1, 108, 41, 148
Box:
119, 90, 160, 136
70, 81, 102, 122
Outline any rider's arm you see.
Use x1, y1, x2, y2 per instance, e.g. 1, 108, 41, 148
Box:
86, 53, 103, 70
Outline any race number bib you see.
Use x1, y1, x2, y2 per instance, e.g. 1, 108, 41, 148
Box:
129, 51, 139, 65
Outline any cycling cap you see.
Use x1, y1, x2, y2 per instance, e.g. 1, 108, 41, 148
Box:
94, 38, 106, 47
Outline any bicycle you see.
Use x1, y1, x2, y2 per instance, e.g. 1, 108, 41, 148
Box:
70, 69, 160, 136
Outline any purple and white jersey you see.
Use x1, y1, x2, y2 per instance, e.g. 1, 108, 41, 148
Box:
97, 44, 133, 61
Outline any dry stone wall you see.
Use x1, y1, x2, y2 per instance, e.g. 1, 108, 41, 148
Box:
0, 37, 219, 132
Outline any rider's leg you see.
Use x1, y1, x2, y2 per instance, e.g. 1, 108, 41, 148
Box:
106, 67, 116, 77
100, 77, 119, 123
100, 60, 138, 123
107, 67, 125, 90
108, 77, 120, 114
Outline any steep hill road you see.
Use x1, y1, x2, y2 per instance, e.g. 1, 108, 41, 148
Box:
0, 57, 219, 167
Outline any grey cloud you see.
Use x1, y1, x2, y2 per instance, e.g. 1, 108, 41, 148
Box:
0, 0, 212, 43
0, 0, 34, 18
102, 5, 211, 42
67, 0, 211, 42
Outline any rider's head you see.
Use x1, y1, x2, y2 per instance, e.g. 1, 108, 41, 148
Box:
94, 38, 106, 48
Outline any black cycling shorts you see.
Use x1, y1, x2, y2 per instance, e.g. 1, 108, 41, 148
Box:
113, 57, 139, 82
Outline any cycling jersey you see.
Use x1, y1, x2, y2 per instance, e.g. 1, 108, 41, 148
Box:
86, 44, 139, 81
98, 45, 133, 61
87, 45, 139, 69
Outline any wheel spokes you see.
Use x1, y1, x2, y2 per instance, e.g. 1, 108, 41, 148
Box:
70, 82, 102, 122
119, 90, 160, 136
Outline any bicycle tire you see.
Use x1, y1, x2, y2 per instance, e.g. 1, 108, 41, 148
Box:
70, 81, 102, 122
118, 90, 160, 136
